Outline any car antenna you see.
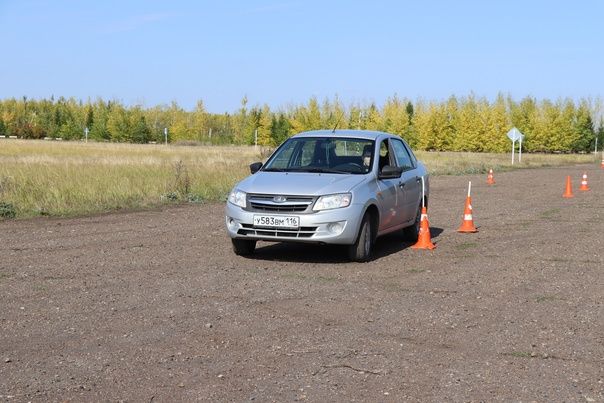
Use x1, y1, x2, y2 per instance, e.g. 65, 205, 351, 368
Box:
331, 111, 345, 133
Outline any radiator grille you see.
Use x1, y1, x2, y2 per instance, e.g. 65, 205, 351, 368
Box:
247, 194, 315, 213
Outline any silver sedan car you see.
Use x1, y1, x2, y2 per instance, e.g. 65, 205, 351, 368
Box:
225, 130, 430, 261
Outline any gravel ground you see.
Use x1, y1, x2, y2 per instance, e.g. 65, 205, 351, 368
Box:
1, 164, 603, 402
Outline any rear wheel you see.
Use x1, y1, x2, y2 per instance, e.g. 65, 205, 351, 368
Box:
231, 239, 256, 256
403, 203, 422, 242
348, 214, 373, 262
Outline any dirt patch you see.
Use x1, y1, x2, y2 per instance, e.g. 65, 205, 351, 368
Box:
1, 165, 603, 402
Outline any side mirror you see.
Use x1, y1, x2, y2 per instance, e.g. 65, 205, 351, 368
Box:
379, 165, 403, 179
249, 162, 263, 174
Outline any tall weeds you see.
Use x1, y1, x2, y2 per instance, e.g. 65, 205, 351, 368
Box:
0, 140, 595, 218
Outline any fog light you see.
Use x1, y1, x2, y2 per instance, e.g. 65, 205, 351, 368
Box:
227, 217, 238, 232
327, 221, 345, 235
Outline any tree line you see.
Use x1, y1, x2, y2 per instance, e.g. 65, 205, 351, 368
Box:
0, 94, 602, 152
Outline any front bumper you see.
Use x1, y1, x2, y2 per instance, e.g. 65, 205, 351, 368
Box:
225, 202, 365, 245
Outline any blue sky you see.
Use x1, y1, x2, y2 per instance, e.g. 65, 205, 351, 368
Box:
0, 0, 602, 113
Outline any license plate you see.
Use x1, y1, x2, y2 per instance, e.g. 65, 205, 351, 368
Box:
253, 215, 299, 228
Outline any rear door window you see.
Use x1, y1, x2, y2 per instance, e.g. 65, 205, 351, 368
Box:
391, 139, 414, 171
402, 140, 418, 168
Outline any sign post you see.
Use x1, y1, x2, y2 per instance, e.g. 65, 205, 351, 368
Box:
506, 127, 525, 165
164, 127, 168, 145
421, 176, 425, 208
84, 127, 89, 143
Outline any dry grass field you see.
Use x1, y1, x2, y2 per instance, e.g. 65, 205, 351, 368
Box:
0, 140, 260, 217
0, 139, 597, 217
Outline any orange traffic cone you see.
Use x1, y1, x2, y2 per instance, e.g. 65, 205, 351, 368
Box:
562, 175, 574, 198
579, 172, 590, 191
458, 181, 478, 233
486, 168, 495, 185
601, 158, 604, 169
411, 207, 436, 250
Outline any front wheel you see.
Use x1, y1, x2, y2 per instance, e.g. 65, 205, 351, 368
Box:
403, 203, 422, 242
231, 239, 256, 256
348, 214, 373, 262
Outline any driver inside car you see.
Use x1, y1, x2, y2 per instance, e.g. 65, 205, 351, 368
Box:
362, 145, 372, 168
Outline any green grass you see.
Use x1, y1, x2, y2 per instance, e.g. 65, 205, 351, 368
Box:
455, 242, 478, 251
535, 295, 562, 303
539, 208, 561, 219
0, 139, 597, 218
315, 275, 339, 283
416, 150, 594, 176
33, 284, 48, 292
281, 272, 309, 281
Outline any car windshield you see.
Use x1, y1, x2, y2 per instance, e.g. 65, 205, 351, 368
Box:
263, 137, 375, 174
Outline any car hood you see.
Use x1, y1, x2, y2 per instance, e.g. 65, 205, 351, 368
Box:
236, 172, 368, 196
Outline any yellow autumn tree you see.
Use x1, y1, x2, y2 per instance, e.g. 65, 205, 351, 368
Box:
382, 95, 411, 140
289, 97, 323, 132
256, 104, 273, 146
191, 100, 208, 142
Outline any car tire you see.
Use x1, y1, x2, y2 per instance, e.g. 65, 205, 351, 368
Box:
348, 213, 373, 262
231, 239, 256, 256
403, 203, 422, 242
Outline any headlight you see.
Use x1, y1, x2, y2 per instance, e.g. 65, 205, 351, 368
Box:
228, 189, 247, 208
313, 193, 352, 211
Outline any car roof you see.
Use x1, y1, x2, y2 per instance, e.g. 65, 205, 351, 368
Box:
292, 130, 395, 141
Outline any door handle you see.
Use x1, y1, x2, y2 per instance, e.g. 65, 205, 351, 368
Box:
398, 181, 405, 188
415, 177, 421, 183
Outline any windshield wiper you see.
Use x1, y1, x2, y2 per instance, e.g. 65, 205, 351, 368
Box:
285, 167, 348, 174
262, 167, 287, 172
